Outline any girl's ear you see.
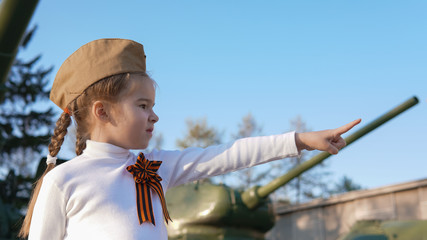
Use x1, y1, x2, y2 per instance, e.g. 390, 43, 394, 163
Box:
92, 101, 110, 122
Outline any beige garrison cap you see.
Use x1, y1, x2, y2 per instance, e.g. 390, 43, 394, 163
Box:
50, 38, 146, 110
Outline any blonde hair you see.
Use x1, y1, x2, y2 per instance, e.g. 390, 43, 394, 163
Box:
19, 72, 152, 238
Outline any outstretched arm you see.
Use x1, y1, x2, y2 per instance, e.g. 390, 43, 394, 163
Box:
295, 119, 361, 154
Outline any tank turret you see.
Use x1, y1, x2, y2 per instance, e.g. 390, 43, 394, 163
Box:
165, 96, 419, 240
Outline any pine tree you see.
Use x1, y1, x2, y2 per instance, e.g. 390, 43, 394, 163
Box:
0, 27, 55, 177
0, 27, 55, 238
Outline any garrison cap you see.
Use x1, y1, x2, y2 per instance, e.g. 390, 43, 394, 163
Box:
50, 38, 146, 110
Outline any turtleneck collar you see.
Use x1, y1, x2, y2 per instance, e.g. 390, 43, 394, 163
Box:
83, 140, 132, 160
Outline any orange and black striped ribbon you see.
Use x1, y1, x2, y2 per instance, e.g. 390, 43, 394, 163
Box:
126, 153, 172, 225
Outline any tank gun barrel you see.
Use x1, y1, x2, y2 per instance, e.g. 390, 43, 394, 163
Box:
0, 0, 39, 101
242, 96, 419, 209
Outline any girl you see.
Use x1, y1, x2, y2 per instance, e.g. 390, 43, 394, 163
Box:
19, 38, 360, 239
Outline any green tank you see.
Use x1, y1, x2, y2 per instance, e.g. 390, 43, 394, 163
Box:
165, 96, 419, 240
338, 220, 427, 240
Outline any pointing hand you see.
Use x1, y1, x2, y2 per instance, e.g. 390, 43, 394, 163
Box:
295, 119, 362, 154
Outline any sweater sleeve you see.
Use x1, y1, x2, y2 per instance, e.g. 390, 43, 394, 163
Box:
28, 175, 66, 240
154, 132, 299, 190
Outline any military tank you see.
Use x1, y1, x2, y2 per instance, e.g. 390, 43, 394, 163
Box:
164, 96, 419, 240
338, 219, 427, 240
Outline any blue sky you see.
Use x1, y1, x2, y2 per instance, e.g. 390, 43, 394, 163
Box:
18, 0, 426, 190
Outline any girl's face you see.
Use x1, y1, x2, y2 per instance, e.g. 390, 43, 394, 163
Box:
104, 75, 159, 149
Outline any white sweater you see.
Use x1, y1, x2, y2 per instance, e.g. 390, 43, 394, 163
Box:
29, 132, 298, 240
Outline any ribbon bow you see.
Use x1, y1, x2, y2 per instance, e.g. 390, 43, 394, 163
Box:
126, 153, 172, 225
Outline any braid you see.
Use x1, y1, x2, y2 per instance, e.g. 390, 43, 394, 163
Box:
18, 111, 72, 238
70, 100, 89, 156
48, 111, 72, 157
75, 134, 87, 156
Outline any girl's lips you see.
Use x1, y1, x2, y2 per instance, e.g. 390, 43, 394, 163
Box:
146, 128, 153, 133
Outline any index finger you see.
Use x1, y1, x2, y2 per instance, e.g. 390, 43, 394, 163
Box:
335, 119, 362, 135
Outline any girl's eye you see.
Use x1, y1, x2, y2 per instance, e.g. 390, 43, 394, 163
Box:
139, 104, 147, 109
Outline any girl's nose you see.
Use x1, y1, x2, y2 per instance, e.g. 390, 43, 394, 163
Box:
150, 110, 159, 123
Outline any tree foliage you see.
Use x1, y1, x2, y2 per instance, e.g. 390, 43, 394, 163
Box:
231, 113, 262, 140
176, 118, 221, 149
0, 27, 55, 239
0, 27, 54, 177
330, 175, 363, 194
